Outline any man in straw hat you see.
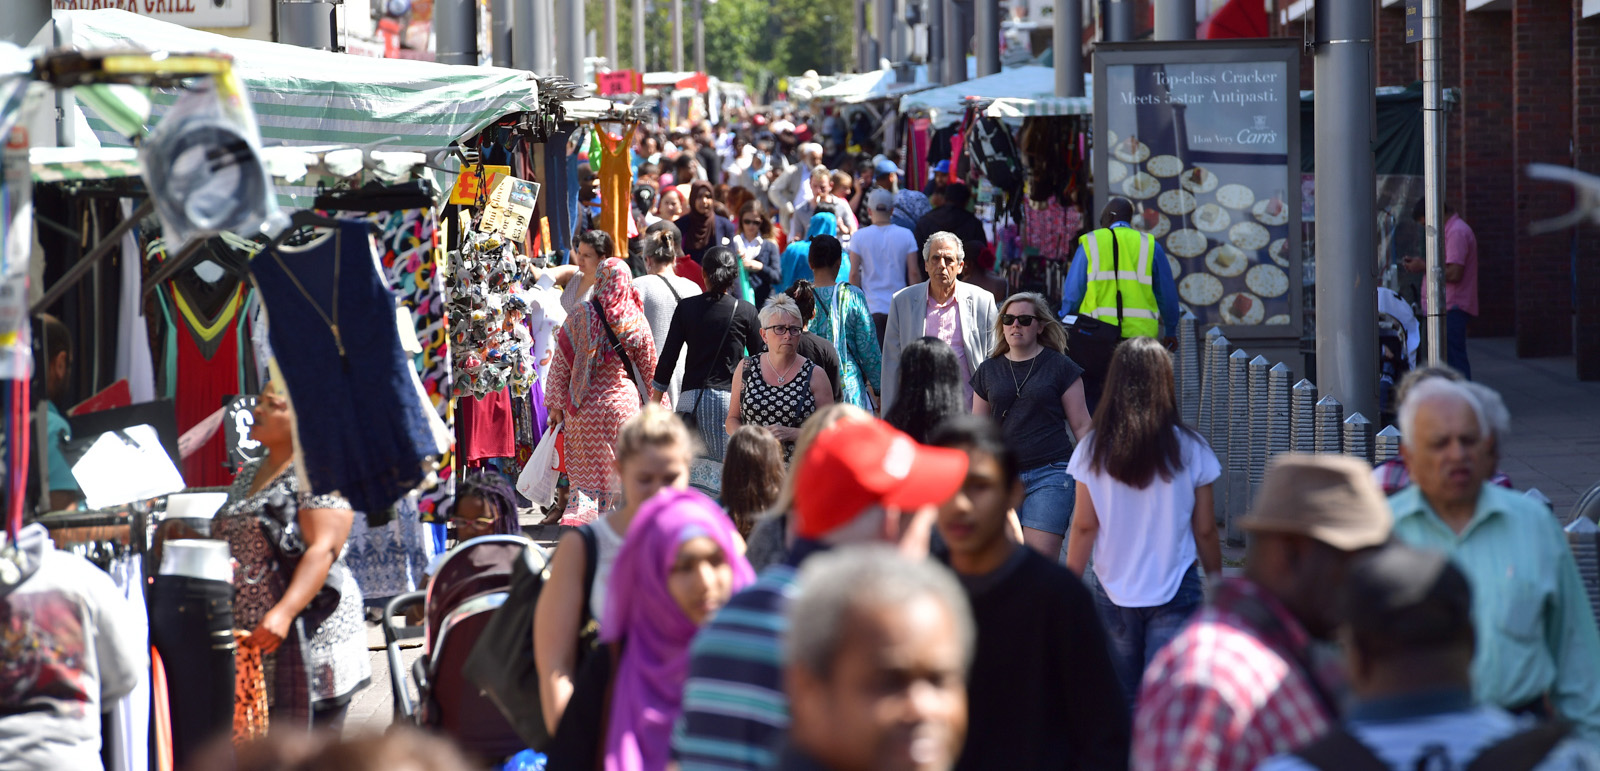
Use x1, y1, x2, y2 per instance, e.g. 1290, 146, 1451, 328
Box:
1131, 454, 1393, 771
1258, 542, 1600, 770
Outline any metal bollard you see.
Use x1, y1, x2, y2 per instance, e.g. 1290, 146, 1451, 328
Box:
1375, 425, 1402, 464
1247, 355, 1270, 509
1291, 379, 1317, 454
1227, 349, 1250, 545
1198, 327, 1222, 444
1315, 395, 1344, 455
1343, 412, 1374, 464
1267, 363, 1293, 464
1178, 311, 1201, 427
1207, 334, 1231, 452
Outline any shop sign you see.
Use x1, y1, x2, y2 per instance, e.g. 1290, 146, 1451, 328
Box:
449, 164, 511, 206
52, 0, 251, 28
597, 70, 645, 96
224, 395, 265, 470
1094, 40, 1303, 339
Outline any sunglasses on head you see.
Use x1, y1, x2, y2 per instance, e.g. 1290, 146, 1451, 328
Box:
1001, 314, 1038, 327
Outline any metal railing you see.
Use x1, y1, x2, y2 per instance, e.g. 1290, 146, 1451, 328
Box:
1179, 312, 1400, 545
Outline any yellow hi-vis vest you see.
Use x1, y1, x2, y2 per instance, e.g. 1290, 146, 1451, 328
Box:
1077, 226, 1160, 339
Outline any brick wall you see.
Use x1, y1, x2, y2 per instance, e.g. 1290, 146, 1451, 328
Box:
1460, 10, 1516, 337
1511, 0, 1574, 357
1375, 4, 1417, 87
1575, 2, 1600, 379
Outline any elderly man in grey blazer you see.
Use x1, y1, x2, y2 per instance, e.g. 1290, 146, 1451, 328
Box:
881, 231, 999, 413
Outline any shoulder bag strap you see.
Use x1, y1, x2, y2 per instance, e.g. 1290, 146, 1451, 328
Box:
1292, 728, 1390, 771
1110, 228, 1124, 329
655, 273, 683, 303
593, 298, 649, 406
690, 299, 739, 415
1465, 722, 1572, 771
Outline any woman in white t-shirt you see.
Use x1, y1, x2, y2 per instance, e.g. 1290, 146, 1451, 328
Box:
1064, 336, 1222, 706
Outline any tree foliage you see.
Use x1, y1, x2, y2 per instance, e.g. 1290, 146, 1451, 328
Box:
582, 0, 855, 85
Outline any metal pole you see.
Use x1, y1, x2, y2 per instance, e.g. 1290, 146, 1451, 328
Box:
974, 0, 999, 77
3, 0, 49, 46
929, 0, 945, 82
1054, 0, 1083, 96
1153, 0, 1194, 40
633, 0, 647, 71
1312, 0, 1379, 424
1105, 0, 1135, 41
876, 0, 893, 68
1421, 0, 1446, 366
433, 0, 480, 64
694, 0, 706, 73
943, 0, 968, 84
520, 0, 553, 72
673, 0, 686, 72
555, 0, 586, 81
491, 0, 513, 66
855, 0, 867, 71
513, 0, 535, 69
606, 0, 619, 68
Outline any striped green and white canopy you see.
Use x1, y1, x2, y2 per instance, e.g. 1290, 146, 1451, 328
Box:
57, 8, 540, 152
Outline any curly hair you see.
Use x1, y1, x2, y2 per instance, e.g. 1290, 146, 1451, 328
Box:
448, 470, 521, 536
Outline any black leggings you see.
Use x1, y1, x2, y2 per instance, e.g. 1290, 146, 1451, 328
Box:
149, 575, 235, 769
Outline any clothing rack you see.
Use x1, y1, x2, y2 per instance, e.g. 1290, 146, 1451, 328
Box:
35, 502, 153, 576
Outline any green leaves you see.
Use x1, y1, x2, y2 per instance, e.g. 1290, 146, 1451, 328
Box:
582, 0, 855, 86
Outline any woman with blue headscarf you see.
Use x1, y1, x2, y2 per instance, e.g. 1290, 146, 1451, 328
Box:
776, 212, 850, 294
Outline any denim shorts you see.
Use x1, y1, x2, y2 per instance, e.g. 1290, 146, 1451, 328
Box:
1017, 460, 1076, 535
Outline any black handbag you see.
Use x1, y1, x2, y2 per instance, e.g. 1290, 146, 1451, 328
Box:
679, 300, 738, 432
258, 489, 343, 616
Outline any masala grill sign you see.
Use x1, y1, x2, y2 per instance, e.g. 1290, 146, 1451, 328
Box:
53, 0, 250, 28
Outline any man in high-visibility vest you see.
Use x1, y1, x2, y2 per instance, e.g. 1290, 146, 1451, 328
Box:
1060, 197, 1180, 408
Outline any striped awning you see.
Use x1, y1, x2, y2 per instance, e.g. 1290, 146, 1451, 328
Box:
57, 9, 541, 153
29, 146, 140, 182
984, 95, 1094, 119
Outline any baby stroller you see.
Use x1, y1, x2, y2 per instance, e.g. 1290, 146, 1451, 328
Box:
383, 534, 548, 760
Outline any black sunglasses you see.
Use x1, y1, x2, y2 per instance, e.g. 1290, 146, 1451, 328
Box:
1001, 314, 1038, 327
741, 219, 761, 225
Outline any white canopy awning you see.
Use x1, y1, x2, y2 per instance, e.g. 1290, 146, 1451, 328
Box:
899, 66, 1093, 127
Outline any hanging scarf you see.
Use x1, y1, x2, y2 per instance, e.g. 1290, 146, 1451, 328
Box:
675, 181, 718, 253
601, 489, 755, 771
563, 258, 656, 410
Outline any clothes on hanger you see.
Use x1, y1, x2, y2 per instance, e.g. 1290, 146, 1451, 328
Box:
115, 199, 157, 403
250, 219, 438, 515
543, 130, 576, 264
458, 389, 515, 462
344, 492, 432, 604
597, 124, 636, 255
106, 554, 150, 771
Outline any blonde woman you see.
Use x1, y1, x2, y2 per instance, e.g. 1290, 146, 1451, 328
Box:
970, 292, 1093, 559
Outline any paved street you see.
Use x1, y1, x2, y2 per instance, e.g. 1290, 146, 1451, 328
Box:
1470, 336, 1600, 518
345, 621, 425, 738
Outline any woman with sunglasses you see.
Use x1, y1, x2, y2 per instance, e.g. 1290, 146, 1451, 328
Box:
970, 292, 1092, 560
726, 294, 835, 463
733, 201, 781, 307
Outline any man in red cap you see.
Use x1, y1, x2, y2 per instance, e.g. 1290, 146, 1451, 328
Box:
674, 418, 969, 771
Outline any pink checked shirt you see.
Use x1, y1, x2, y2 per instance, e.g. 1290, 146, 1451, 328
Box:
925, 291, 972, 407
1132, 578, 1336, 771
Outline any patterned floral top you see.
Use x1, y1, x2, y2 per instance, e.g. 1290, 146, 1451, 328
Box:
808, 284, 881, 410
215, 459, 370, 709
738, 355, 818, 463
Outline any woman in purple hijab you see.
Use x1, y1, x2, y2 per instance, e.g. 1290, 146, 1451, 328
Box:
600, 488, 754, 771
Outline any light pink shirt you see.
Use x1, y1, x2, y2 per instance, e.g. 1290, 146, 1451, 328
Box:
1421, 214, 1479, 317
925, 291, 973, 407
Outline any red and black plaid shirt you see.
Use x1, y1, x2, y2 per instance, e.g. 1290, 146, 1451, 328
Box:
1132, 579, 1336, 771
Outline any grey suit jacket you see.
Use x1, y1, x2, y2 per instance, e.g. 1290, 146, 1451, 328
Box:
880, 281, 999, 414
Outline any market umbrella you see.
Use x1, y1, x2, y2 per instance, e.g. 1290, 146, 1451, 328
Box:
1202, 0, 1269, 39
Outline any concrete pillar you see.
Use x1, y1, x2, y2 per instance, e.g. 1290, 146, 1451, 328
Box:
1153, 0, 1193, 40
1511, 0, 1574, 357
1312, 0, 1380, 424
556, 0, 586, 81
694, 0, 706, 73
929, 0, 945, 81
975, 0, 999, 77
433, 0, 479, 63
1054, 0, 1083, 96
633, 0, 646, 71
877, 0, 893, 67
673, 0, 685, 71
513, 0, 549, 71
605, 0, 619, 67
943, 0, 969, 83
1105, 0, 1136, 41
491, 0, 513, 66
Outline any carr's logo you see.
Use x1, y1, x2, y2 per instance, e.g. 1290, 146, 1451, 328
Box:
1252, 115, 1269, 131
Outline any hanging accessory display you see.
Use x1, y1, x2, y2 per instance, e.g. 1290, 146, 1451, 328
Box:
448, 228, 540, 398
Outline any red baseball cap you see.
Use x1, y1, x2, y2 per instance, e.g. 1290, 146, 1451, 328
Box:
792, 419, 970, 540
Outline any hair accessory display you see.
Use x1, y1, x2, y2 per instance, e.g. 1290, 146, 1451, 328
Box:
447, 228, 540, 398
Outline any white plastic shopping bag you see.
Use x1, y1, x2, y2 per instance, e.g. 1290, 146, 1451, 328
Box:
517, 425, 562, 508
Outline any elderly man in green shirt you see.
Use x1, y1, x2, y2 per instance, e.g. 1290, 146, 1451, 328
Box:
1388, 377, 1600, 741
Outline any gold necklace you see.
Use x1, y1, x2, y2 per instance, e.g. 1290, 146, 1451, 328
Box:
269, 230, 345, 360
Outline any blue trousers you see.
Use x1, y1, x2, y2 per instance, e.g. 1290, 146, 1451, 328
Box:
1088, 564, 1204, 707
1447, 308, 1472, 379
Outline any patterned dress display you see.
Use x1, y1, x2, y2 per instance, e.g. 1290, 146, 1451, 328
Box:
808, 284, 881, 410
214, 459, 371, 719
738, 355, 818, 463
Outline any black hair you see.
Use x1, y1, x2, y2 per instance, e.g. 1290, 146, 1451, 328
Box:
787, 280, 817, 323
1100, 197, 1134, 228
882, 337, 965, 444
807, 234, 843, 272
1410, 198, 1455, 221
928, 413, 1021, 487
638, 161, 660, 177
37, 313, 71, 369
943, 182, 972, 207
448, 470, 521, 536
701, 245, 740, 296
633, 184, 657, 213
572, 229, 615, 260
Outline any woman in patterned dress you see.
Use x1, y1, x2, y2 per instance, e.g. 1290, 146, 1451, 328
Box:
546, 256, 667, 524
799, 233, 881, 411
726, 294, 835, 463
213, 379, 370, 729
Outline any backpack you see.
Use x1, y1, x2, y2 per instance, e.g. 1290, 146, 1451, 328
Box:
964, 115, 1024, 198
1293, 721, 1572, 771
463, 525, 601, 751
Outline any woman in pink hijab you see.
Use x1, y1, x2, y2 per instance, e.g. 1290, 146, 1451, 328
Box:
548, 487, 754, 770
